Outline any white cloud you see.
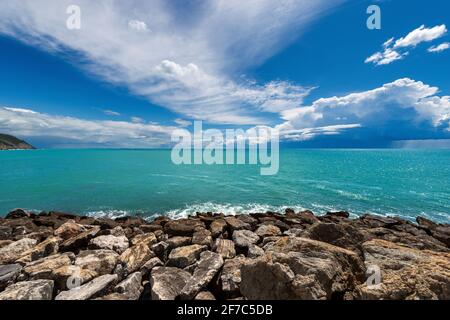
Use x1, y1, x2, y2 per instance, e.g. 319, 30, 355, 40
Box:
174, 118, 192, 127
0, 0, 342, 124
131, 116, 144, 123
428, 42, 450, 53
366, 24, 447, 65
276, 78, 450, 141
102, 109, 121, 116
0, 107, 177, 148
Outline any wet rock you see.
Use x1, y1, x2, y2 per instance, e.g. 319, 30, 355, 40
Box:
88, 235, 129, 254
417, 217, 450, 247
354, 239, 450, 300
220, 255, 247, 298
168, 244, 207, 268
232, 230, 260, 248
213, 239, 236, 259
225, 216, 250, 232
55, 274, 118, 300
119, 242, 155, 275
255, 224, 281, 238
0, 238, 37, 264
140, 257, 163, 277
75, 250, 119, 278
167, 236, 192, 249
150, 267, 191, 300
326, 211, 350, 219
241, 237, 365, 300
16, 236, 62, 263
114, 272, 143, 300
0, 279, 54, 300
164, 219, 205, 236
54, 220, 86, 240
23, 252, 74, 279
115, 216, 147, 229
60, 226, 100, 252
195, 291, 216, 300
6, 209, 31, 219
180, 251, 224, 300
131, 233, 157, 247
192, 228, 213, 247
210, 219, 227, 238
0, 264, 22, 290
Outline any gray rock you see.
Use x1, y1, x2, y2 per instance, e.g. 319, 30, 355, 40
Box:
220, 255, 247, 298
114, 272, 143, 300
140, 257, 164, 277
232, 230, 260, 248
247, 244, 264, 258
55, 274, 118, 300
23, 252, 74, 279
0, 238, 37, 264
16, 236, 62, 264
213, 239, 236, 259
0, 280, 54, 300
0, 264, 22, 290
150, 267, 191, 300
180, 251, 224, 300
88, 235, 129, 254
167, 244, 207, 268
255, 224, 281, 238
0, 226, 12, 240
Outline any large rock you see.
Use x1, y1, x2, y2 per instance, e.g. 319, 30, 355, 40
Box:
167, 244, 207, 268
210, 219, 227, 238
232, 230, 260, 248
213, 239, 236, 259
0, 264, 22, 290
54, 220, 86, 240
0, 225, 12, 240
140, 257, 164, 277
220, 255, 247, 298
0, 279, 54, 300
192, 228, 213, 247
167, 236, 191, 249
114, 272, 143, 300
164, 219, 205, 236
55, 274, 118, 300
75, 249, 119, 278
88, 235, 129, 254
119, 242, 155, 274
240, 237, 365, 300
52, 265, 97, 291
354, 239, 450, 300
0, 238, 37, 264
16, 236, 62, 263
180, 251, 224, 300
23, 252, 74, 279
416, 217, 450, 247
150, 267, 191, 300
255, 224, 281, 238
130, 233, 157, 247
60, 226, 100, 252
224, 217, 250, 232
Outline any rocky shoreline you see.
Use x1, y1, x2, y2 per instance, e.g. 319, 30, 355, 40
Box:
0, 208, 449, 300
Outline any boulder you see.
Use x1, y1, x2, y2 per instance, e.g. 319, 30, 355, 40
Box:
354, 239, 450, 300
255, 224, 281, 238
52, 265, 97, 291
0, 238, 37, 264
0, 264, 22, 290
23, 252, 74, 279
213, 239, 236, 259
54, 220, 86, 240
140, 257, 164, 277
195, 291, 216, 300
167, 244, 207, 268
192, 228, 213, 247
88, 235, 129, 254
75, 249, 119, 278
241, 237, 365, 300
150, 267, 191, 300
151, 241, 170, 260
247, 244, 264, 258
224, 216, 250, 232
0, 240, 13, 249
209, 219, 227, 238
130, 233, 157, 247
55, 274, 118, 300
16, 236, 62, 263
164, 219, 205, 236
359, 214, 400, 228
180, 251, 224, 300
119, 242, 155, 275
232, 230, 260, 248
220, 255, 247, 298
60, 226, 100, 252
0, 225, 12, 240
416, 217, 450, 247
0, 279, 54, 300
5, 209, 30, 219
114, 272, 143, 300
167, 236, 192, 249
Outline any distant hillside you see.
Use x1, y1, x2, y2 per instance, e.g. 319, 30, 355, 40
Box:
0, 134, 35, 150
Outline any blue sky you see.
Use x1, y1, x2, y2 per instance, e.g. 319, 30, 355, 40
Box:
0, 0, 449, 148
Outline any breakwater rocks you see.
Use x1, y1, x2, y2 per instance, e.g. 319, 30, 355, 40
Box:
0, 209, 449, 300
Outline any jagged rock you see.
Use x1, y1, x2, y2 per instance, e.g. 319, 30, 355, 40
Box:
140, 257, 163, 277
232, 230, 260, 248
54, 220, 86, 240
180, 251, 224, 300
284, 210, 319, 225
131, 233, 157, 246
359, 215, 400, 228
140, 224, 163, 233
224, 216, 250, 231
354, 239, 450, 300
210, 219, 227, 238
114, 272, 143, 300
164, 219, 205, 236
75, 249, 119, 278
213, 239, 236, 259
255, 224, 281, 238
237, 215, 259, 229
151, 241, 169, 260
195, 291, 216, 300
16, 236, 62, 263
150, 267, 191, 300
5, 209, 31, 219
55, 274, 118, 300
326, 211, 350, 219
192, 228, 213, 247
0, 238, 37, 264
60, 226, 100, 252
167, 236, 192, 249
0, 264, 22, 290
119, 242, 155, 274
168, 244, 207, 268
109, 226, 126, 237
247, 244, 264, 258
241, 237, 365, 300
52, 265, 96, 291
0, 226, 12, 240
88, 235, 129, 254
0, 280, 54, 300
417, 217, 450, 247
220, 255, 247, 298
23, 252, 74, 279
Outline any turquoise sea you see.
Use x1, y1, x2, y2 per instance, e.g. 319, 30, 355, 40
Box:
0, 149, 449, 223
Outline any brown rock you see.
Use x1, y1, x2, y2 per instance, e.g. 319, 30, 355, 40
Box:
16, 236, 62, 263
192, 228, 213, 247
119, 242, 155, 275
0, 238, 37, 264
131, 233, 157, 247
23, 253, 74, 279
213, 239, 236, 259
210, 219, 227, 238
167, 236, 192, 249
0, 279, 54, 300
225, 216, 251, 232
75, 249, 119, 278
150, 267, 191, 300
195, 291, 216, 300
220, 255, 247, 298
255, 224, 281, 238
54, 220, 87, 240
60, 226, 100, 252
167, 244, 207, 268
88, 235, 129, 254
164, 219, 205, 236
